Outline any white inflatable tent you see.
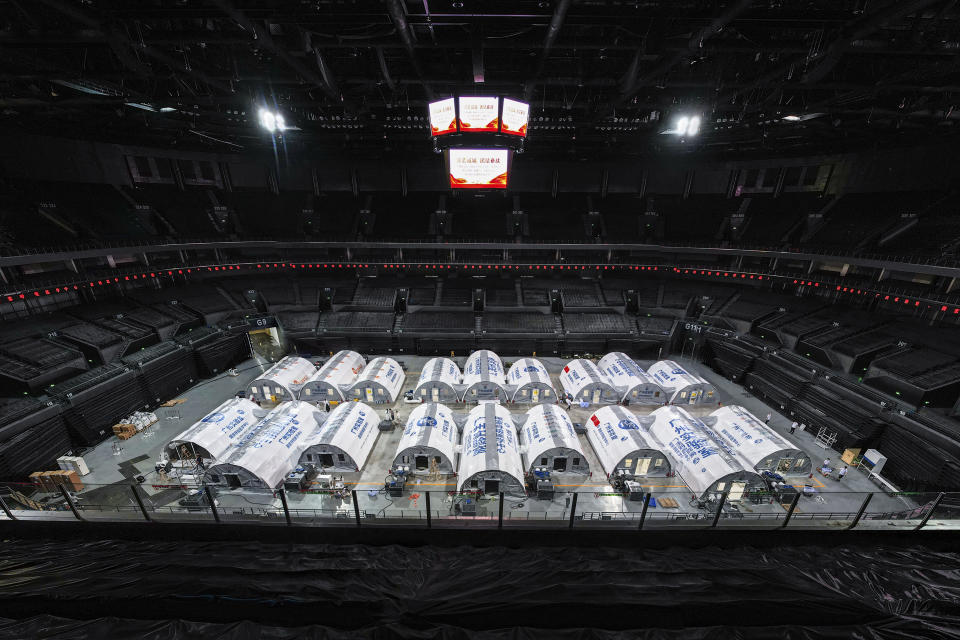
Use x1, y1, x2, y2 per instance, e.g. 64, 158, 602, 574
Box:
299, 401, 379, 472
249, 356, 316, 404
299, 350, 365, 402
558, 359, 619, 405
163, 397, 263, 471
709, 405, 812, 474
393, 403, 458, 474
597, 352, 665, 405
507, 358, 556, 404
585, 405, 671, 478
349, 357, 406, 404
462, 350, 507, 401
204, 401, 320, 490
520, 404, 589, 474
457, 403, 525, 496
413, 357, 462, 403
646, 360, 717, 405
648, 406, 764, 499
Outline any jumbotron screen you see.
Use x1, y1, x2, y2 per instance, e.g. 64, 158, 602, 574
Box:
500, 98, 529, 137
458, 96, 499, 132
448, 148, 510, 189
428, 98, 457, 136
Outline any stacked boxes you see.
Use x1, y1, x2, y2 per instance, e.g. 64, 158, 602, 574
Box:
56, 455, 90, 476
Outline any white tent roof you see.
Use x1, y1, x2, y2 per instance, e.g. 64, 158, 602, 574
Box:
585, 405, 665, 476
253, 356, 316, 396
709, 405, 806, 470
462, 350, 506, 387
558, 359, 613, 396
166, 397, 263, 462
520, 404, 583, 469
647, 360, 708, 391
303, 350, 365, 390
395, 403, 458, 464
457, 403, 523, 491
507, 358, 555, 390
598, 352, 661, 395
304, 401, 379, 469
214, 401, 320, 489
416, 357, 463, 387
354, 357, 406, 398
647, 405, 751, 497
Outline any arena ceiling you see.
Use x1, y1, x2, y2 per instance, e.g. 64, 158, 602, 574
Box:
1, 0, 959, 156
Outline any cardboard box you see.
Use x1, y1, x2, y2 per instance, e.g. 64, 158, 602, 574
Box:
53, 470, 83, 492
39, 471, 58, 492
29, 471, 45, 487
841, 448, 861, 465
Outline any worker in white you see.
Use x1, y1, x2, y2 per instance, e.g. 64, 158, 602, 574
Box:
838, 465, 848, 481
790, 421, 798, 434
765, 412, 772, 424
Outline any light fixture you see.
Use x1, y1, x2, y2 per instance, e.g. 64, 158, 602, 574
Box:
258, 108, 286, 133
660, 113, 702, 137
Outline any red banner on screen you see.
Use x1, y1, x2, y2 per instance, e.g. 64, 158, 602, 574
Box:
458, 97, 499, 133
429, 98, 457, 136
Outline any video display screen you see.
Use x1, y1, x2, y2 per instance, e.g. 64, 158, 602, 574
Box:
428, 98, 457, 136
448, 148, 509, 189
500, 98, 529, 137
457, 97, 500, 133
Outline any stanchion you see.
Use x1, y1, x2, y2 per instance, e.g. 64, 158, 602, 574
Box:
568, 493, 578, 529
638, 493, 651, 530
59, 485, 83, 521
129, 484, 152, 522
352, 489, 361, 527
204, 486, 220, 523
278, 488, 292, 526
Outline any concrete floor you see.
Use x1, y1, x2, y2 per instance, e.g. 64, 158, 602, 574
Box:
24, 353, 932, 527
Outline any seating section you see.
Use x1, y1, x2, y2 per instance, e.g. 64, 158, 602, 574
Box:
404, 312, 475, 332
521, 285, 549, 306
563, 286, 601, 308
352, 285, 396, 308
485, 289, 518, 307
408, 287, 436, 306
320, 311, 395, 331
635, 316, 674, 335
484, 313, 555, 333
564, 313, 633, 334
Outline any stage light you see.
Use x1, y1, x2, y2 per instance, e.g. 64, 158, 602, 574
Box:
258, 108, 286, 133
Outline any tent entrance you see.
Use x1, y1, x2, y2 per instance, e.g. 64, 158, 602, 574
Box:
431, 388, 439, 402
688, 389, 700, 404
224, 474, 242, 489
592, 389, 601, 404
484, 479, 500, 495
415, 456, 429, 471
777, 457, 794, 473
365, 388, 374, 403
728, 482, 747, 501
553, 457, 567, 472
319, 453, 334, 467
635, 458, 651, 475
532, 388, 540, 403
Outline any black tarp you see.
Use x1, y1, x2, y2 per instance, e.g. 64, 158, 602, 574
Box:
0, 539, 958, 638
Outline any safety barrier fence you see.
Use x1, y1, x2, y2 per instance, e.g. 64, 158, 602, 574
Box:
1, 482, 957, 532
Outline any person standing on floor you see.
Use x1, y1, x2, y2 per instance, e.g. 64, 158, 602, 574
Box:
765, 412, 772, 424
324, 400, 330, 412
790, 421, 798, 434
821, 458, 831, 473
838, 465, 848, 481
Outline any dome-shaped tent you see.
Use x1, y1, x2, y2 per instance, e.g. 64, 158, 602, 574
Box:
648, 406, 764, 499
249, 356, 317, 404
299, 401, 379, 472
163, 397, 264, 473
349, 357, 406, 404
647, 360, 717, 405
413, 357, 463, 403
507, 358, 556, 404
520, 404, 588, 474
393, 403, 458, 474
204, 401, 320, 490
585, 405, 671, 479
597, 352, 664, 405
299, 350, 365, 402
462, 350, 507, 401
457, 403, 524, 496
709, 405, 811, 474
558, 359, 618, 405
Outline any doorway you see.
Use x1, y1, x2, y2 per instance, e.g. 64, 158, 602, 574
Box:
728, 481, 747, 501
592, 388, 601, 404
225, 474, 242, 488
688, 389, 699, 405
553, 457, 567, 472
484, 479, 500, 495
415, 455, 429, 471
319, 453, 334, 467
532, 388, 540, 403
365, 388, 374, 402
431, 388, 439, 402
635, 458, 651, 476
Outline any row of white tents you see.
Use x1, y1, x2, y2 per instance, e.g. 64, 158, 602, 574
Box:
248, 351, 716, 409
164, 397, 382, 490
249, 353, 406, 405
165, 393, 808, 500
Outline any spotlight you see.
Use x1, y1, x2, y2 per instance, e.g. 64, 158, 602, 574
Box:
661, 113, 702, 137
258, 108, 286, 133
